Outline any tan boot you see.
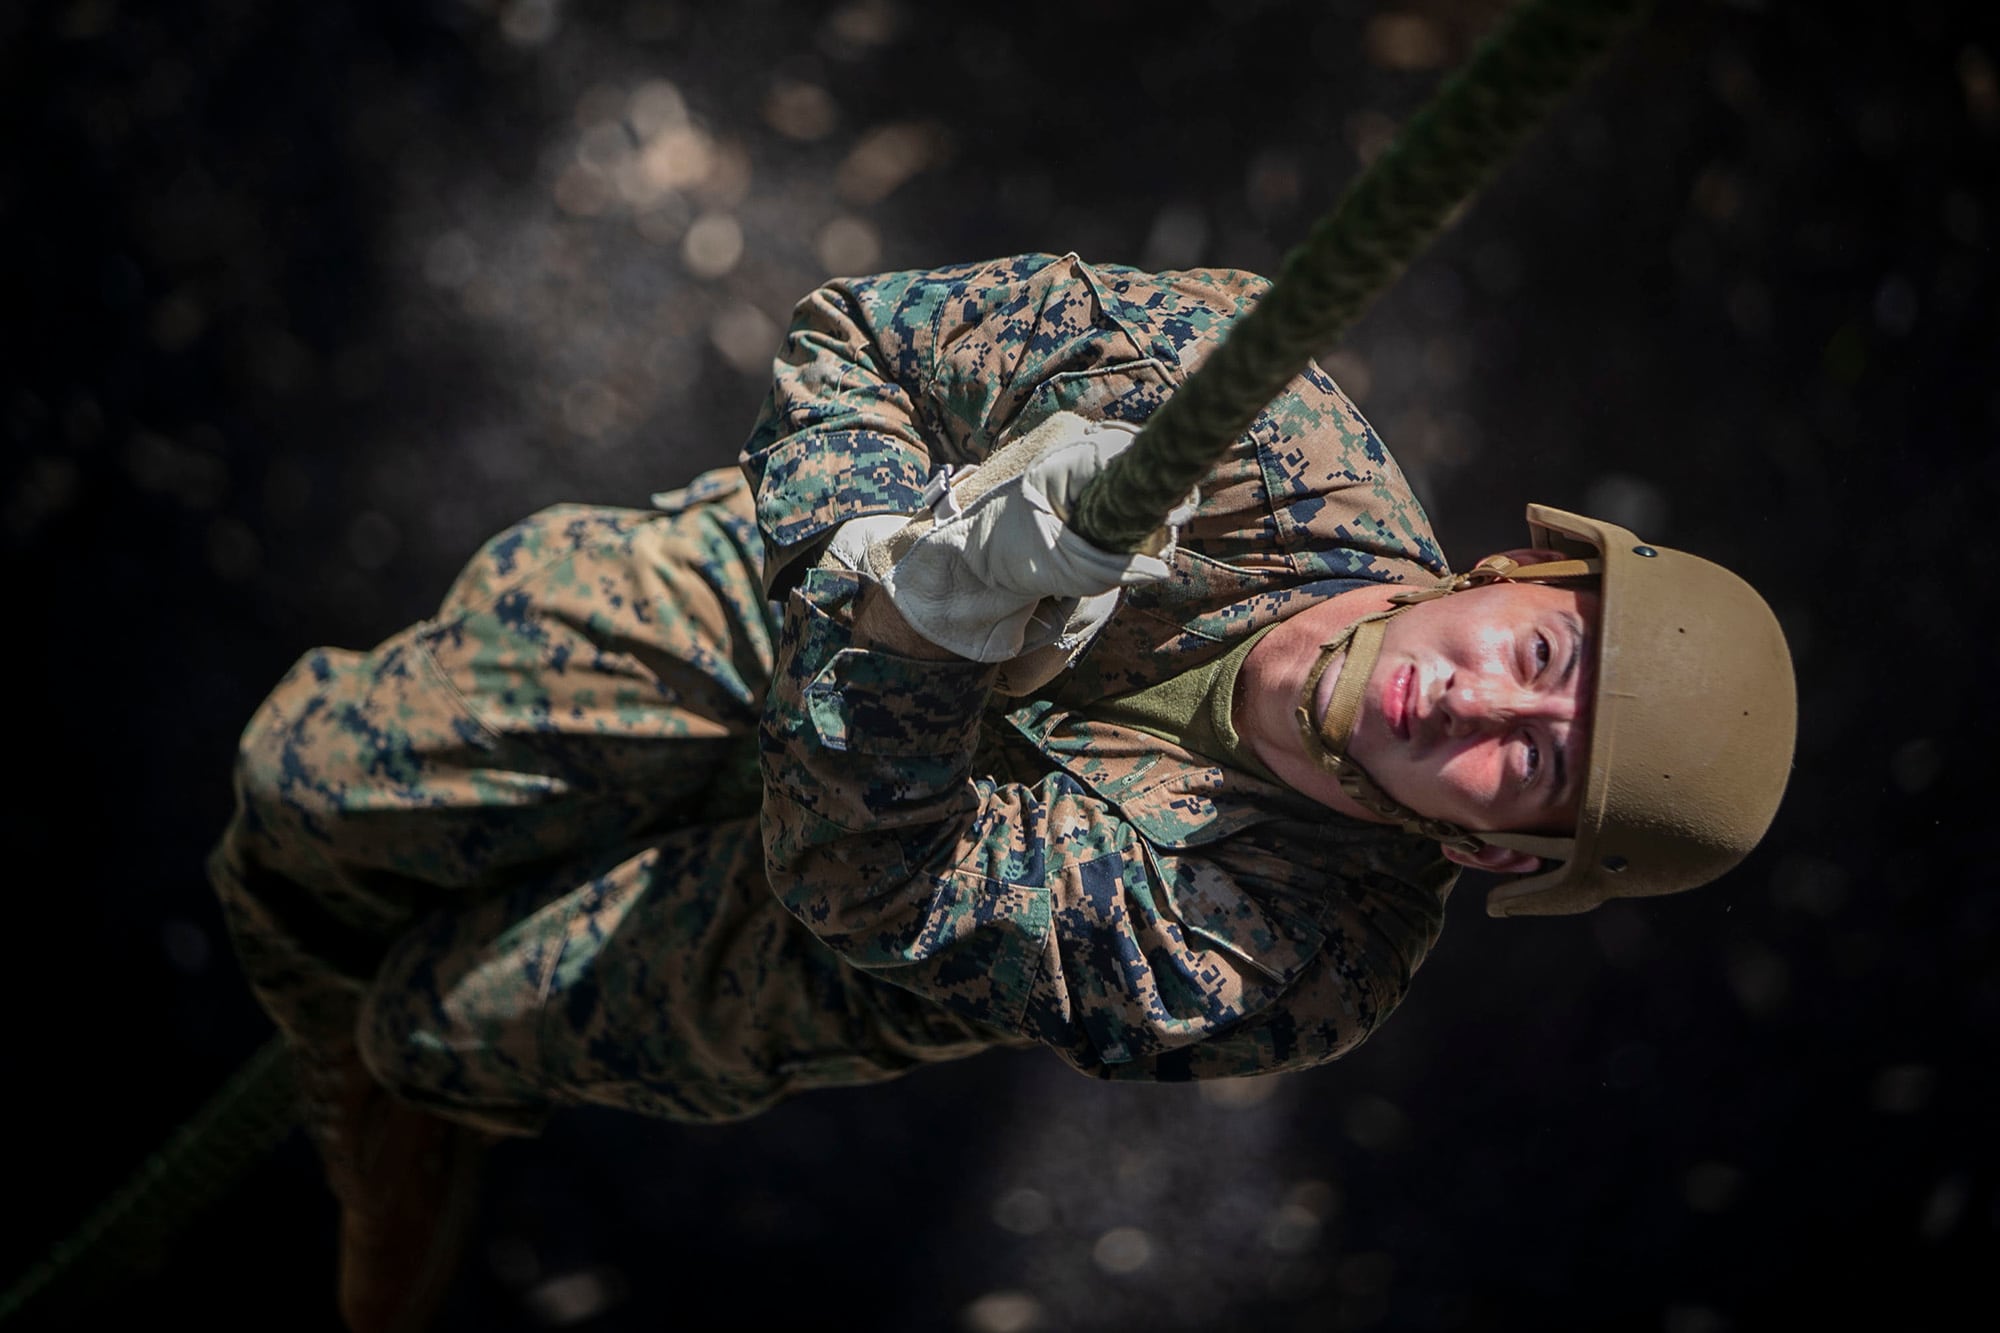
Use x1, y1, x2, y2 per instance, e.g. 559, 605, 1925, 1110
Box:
299, 1045, 488, 1333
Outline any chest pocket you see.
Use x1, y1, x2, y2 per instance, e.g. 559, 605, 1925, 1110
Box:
1150, 839, 1331, 989
1012, 703, 1307, 851
1018, 360, 1174, 431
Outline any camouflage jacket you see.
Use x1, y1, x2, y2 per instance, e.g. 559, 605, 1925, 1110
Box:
745, 253, 1462, 1081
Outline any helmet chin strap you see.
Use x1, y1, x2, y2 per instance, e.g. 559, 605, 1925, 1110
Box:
1292, 555, 1601, 861
1295, 609, 1486, 852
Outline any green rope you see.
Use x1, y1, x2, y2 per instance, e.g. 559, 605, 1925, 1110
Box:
1, 0, 1650, 1322
1070, 0, 1651, 552
0, 1036, 299, 1324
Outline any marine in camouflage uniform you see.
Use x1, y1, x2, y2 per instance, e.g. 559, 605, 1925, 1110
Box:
210, 253, 1460, 1134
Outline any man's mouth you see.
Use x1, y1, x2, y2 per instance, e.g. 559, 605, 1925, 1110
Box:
1385, 663, 1414, 741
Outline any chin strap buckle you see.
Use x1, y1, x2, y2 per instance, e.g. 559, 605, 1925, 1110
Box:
1388, 553, 1602, 607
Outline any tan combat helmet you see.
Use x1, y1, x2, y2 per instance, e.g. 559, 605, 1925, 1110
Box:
1477, 505, 1799, 917
1295, 504, 1798, 918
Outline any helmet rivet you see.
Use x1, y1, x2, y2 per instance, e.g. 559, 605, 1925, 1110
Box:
1601, 855, 1629, 873
1633, 545, 1657, 558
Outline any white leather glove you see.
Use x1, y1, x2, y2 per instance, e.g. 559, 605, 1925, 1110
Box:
851, 412, 1193, 665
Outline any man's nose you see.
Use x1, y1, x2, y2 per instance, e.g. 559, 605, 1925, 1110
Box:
1439, 678, 1546, 736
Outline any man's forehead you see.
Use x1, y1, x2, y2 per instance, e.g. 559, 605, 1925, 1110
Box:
1456, 575, 1602, 627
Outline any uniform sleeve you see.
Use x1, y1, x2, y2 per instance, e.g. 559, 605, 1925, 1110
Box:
739, 252, 1161, 597
758, 567, 1455, 1079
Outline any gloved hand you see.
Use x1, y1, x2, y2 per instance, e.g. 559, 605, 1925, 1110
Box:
841, 411, 1193, 665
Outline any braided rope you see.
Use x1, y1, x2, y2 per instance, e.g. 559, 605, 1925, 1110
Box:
1070, 0, 1650, 551
0, 1036, 299, 1323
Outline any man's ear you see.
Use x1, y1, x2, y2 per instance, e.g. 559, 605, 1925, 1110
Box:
1441, 841, 1544, 875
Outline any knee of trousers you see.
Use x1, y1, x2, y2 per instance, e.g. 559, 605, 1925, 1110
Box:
354, 905, 559, 1138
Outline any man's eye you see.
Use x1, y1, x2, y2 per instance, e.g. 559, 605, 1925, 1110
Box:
1533, 632, 1552, 677
1522, 733, 1541, 784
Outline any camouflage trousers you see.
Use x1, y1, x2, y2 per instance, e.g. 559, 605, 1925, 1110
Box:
209, 469, 1015, 1132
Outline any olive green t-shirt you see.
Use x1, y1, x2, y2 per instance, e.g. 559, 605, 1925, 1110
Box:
1085, 622, 1284, 786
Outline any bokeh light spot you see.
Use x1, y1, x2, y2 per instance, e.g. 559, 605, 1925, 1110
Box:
814, 215, 880, 275
961, 1289, 1042, 1333
1091, 1225, 1153, 1275
990, 1186, 1052, 1236
709, 302, 778, 376
1365, 13, 1448, 71
682, 212, 744, 278
764, 80, 839, 141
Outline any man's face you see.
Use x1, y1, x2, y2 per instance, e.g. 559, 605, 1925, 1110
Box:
1330, 579, 1599, 834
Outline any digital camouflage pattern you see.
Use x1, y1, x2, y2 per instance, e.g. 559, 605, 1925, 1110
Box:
211, 253, 1459, 1128
753, 254, 1458, 1081
210, 477, 1010, 1131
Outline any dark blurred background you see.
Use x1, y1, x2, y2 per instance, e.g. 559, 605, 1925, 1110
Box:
3, 0, 1995, 1329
